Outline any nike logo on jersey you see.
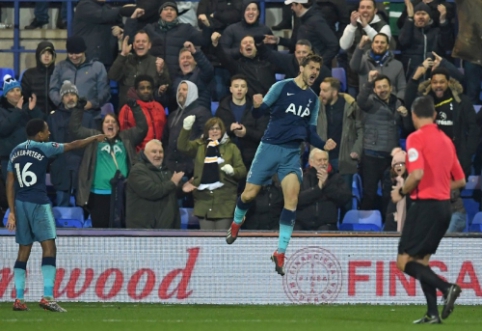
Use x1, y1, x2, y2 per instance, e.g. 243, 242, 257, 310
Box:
287, 92, 295, 96
285, 103, 311, 117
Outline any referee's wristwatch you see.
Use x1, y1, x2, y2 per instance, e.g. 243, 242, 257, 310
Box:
399, 187, 406, 197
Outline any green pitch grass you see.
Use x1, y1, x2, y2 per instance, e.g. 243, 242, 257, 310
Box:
0, 303, 480, 331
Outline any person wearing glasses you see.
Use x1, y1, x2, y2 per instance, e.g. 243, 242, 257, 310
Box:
177, 116, 246, 230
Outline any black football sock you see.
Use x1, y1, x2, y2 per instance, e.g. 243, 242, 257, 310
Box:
421, 281, 439, 317
405, 261, 450, 294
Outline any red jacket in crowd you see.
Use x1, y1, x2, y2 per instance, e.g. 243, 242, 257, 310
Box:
119, 99, 167, 151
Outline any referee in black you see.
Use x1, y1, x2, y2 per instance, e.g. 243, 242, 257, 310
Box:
391, 96, 466, 324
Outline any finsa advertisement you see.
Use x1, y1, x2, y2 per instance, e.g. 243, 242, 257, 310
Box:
0, 237, 480, 304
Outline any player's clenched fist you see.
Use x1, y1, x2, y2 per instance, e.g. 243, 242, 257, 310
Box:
253, 94, 263, 108
323, 139, 337, 151
183, 115, 196, 130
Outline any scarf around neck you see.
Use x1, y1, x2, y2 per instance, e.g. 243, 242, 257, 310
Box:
159, 18, 179, 31
370, 50, 389, 66
198, 139, 225, 191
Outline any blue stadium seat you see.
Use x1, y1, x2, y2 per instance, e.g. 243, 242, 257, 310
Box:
19, 69, 27, 82
52, 207, 85, 228
352, 173, 363, 209
2, 208, 10, 227
462, 198, 480, 228
275, 73, 285, 81
109, 80, 119, 94
331, 67, 347, 92
339, 210, 382, 231
399, 139, 406, 151
101, 103, 115, 117
475, 105, 481, 114
211, 101, 219, 116
461, 175, 480, 198
469, 212, 482, 232
180, 208, 200, 230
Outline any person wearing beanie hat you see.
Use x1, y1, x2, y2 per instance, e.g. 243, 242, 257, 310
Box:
0, 75, 44, 181
49, 36, 110, 112
21, 41, 57, 115
159, 2, 178, 15
59, 80, 79, 99
398, 0, 453, 80
2, 75, 22, 96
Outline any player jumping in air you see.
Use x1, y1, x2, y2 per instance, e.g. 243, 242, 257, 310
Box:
225, 54, 337, 275
6, 118, 105, 312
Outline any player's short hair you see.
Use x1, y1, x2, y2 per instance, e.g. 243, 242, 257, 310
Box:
26, 118, 46, 137
373, 74, 391, 86
374, 33, 389, 44
296, 39, 312, 49
134, 74, 154, 90
300, 54, 323, 67
322, 77, 341, 92
230, 74, 248, 85
134, 30, 151, 42
431, 67, 450, 81
203, 117, 226, 141
412, 96, 436, 119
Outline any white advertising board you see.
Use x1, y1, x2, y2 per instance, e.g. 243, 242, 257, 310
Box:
1, 236, 481, 304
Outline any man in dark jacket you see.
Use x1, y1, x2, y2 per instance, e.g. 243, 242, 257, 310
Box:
47, 81, 95, 206
398, 1, 454, 80
405, 66, 479, 177
260, 39, 332, 96
358, 72, 413, 211
220, 0, 273, 58
21, 41, 57, 116
125, 2, 213, 80
397, 0, 455, 29
277, 0, 339, 67
197, 0, 243, 32
216, 74, 269, 169
50, 36, 111, 113
212, 32, 277, 96
73, 0, 123, 70
163, 80, 211, 175
0, 76, 44, 180
126, 139, 189, 229
108, 30, 171, 108
296, 148, 352, 231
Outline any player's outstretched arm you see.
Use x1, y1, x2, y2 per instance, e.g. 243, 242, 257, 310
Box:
6, 171, 16, 231
63, 134, 106, 153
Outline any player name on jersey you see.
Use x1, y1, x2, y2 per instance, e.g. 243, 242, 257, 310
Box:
10, 149, 45, 162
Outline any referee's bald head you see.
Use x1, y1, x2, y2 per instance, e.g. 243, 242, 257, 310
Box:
411, 96, 436, 119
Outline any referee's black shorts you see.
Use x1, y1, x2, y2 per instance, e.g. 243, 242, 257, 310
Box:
398, 199, 451, 258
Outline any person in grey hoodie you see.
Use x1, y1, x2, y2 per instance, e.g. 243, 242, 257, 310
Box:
163, 80, 212, 175
49, 36, 111, 113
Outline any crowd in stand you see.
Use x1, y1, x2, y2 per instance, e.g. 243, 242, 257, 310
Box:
1, 0, 481, 233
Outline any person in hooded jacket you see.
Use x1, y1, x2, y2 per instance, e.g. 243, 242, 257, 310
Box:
69, 99, 148, 228
177, 116, 246, 230
163, 80, 212, 175
0, 76, 44, 181
47, 81, 96, 207
119, 75, 167, 152
220, 0, 273, 59
21, 41, 57, 116
126, 139, 194, 229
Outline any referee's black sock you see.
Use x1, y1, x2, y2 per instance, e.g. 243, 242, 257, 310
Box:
421, 281, 439, 317
404, 261, 450, 294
